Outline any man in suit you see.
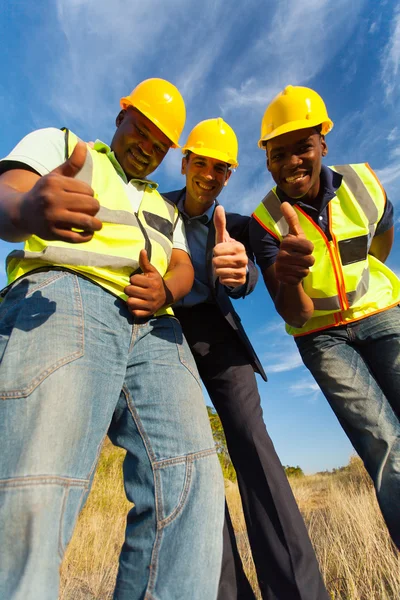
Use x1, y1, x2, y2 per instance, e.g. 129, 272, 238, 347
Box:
162, 118, 329, 600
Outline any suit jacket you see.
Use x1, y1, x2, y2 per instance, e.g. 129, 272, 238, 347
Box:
163, 188, 267, 381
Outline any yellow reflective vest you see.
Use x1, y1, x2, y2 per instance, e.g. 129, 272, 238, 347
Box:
6, 129, 180, 316
252, 163, 400, 336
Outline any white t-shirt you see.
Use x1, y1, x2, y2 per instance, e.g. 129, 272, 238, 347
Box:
0, 127, 189, 254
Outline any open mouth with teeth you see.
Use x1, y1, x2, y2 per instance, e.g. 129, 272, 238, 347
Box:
196, 181, 215, 192
284, 172, 309, 184
128, 147, 149, 167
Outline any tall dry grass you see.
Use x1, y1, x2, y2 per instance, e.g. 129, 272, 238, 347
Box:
60, 443, 400, 599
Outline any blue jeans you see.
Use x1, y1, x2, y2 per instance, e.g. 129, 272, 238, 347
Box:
0, 270, 224, 600
296, 306, 400, 548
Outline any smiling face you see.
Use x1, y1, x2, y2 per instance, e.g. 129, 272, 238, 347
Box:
111, 107, 172, 180
181, 152, 231, 216
266, 127, 327, 202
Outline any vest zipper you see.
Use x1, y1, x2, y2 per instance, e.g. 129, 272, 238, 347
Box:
296, 206, 347, 312
327, 203, 349, 311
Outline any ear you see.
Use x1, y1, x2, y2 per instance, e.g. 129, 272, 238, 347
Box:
321, 136, 328, 157
223, 169, 232, 187
264, 145, 272, 172
181, 157, 187, 175
116, 109, 127, 128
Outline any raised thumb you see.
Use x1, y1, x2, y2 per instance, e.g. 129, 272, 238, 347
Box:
280, 202, 304, 237
139, 249, 156, 274
52, 141, 88, 178
214, 205, 228, 245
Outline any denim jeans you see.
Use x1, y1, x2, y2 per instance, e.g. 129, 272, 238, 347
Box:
296, 306, 400, 548
0, 270, 224, 600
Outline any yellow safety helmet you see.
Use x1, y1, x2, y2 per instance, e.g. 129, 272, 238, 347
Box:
182, 117, 239, 168
258, 85, 333, 148
120, 78, 186, 148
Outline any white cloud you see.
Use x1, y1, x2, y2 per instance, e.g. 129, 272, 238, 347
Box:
375, 161, 400, 188
381, 5, 400, 100
220, 0, 365, 112
387, 127, 398, 142
289, 378, 322, 403
266, 351, 304, 374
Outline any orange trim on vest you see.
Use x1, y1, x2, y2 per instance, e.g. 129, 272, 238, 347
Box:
327, 203, 349, 311
293, 300, 400, 337
252, 212, 280, 240
296, 205, 347, 311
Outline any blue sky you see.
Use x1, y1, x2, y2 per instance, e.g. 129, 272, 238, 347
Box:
1, 0, 400, 472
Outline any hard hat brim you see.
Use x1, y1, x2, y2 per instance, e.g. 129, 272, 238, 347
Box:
182, 146, 238, 169
120, 97, 181, 148
258, 118, 333, 148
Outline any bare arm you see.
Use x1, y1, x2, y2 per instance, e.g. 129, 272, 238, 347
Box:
369, 226, 394, 263
0, 169, 41, 241
0, 142, 101, 244
262, 263, 314, 328
163, 249, 195, 305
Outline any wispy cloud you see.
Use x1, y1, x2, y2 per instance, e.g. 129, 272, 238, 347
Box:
381, 4, 400, 101
289, 378, 322, 403
265, 351, 304, 374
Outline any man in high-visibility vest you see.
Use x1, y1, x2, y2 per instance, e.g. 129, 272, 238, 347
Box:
250, 85, 400, 549
159, 118, 329, 600
0, 79, 224, 600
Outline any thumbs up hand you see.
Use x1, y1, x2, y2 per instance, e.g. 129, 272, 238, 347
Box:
125, 249, 167, 317
19, 141, 102, 243
212, 205, 248, 288
275, 202, 315, 286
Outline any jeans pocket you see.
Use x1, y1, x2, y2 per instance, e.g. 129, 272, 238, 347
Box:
155, 458, 192, 527
0, 271, 84, 399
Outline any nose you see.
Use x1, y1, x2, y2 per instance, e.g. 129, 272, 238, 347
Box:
203, 166, 215, 180
287, 153, 302, 169
138, 139, 152, 157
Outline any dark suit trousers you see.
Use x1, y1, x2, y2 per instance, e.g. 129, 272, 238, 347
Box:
175, 304, 328, 600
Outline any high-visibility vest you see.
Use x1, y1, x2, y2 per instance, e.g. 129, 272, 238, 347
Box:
6, 129, 180, 316
252, 163, 400, 336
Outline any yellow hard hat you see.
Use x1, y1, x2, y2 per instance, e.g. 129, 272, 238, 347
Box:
258, 85, 333, 148
182, 117, 239, 168
120, 78, 186, 148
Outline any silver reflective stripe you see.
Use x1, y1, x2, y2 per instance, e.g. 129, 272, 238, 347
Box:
312, 267, 369, 310
346, 267, 369, 306
333, 165, 378, 230
146, 228, 172, 261
312, 295, 341, 311
262, 191, 288, 236
162, 197, 176, 223
97, 207, 140, 227
6, 248, 139, 271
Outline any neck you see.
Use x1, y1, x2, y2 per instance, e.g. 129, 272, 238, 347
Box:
183, 192, 215, 218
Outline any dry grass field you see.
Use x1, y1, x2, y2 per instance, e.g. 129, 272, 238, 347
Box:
59, 442, 400, 600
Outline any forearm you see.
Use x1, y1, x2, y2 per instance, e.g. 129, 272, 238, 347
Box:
274, 282, 314, 328
0, 183, 30, 242
163, 261, 194, 306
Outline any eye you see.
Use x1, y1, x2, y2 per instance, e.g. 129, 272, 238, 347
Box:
271, 153, 283, 161
299, 144, 312, 153
154, 145, 166, 155
136, 126, 146, 137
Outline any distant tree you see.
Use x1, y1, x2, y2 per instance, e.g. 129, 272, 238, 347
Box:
207, 406, 236, 482
284, 465, 304, 478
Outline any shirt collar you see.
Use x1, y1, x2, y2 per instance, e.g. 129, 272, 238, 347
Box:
93, 139, 158, 188
176, 187, 216, 224
276, 165, 342, 213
